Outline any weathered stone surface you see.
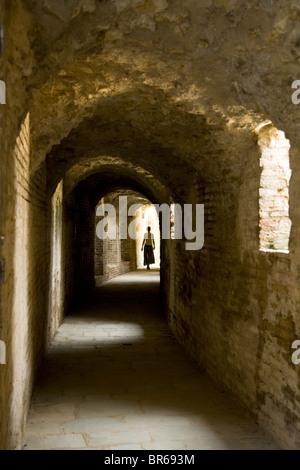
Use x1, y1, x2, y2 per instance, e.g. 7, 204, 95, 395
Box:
1, 0, 300, 451
22, 273, 279, 450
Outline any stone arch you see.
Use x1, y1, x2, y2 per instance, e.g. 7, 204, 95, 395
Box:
63, 166, 170, 302
2, 0, 300, 450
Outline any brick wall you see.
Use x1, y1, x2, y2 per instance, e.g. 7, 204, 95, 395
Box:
0, 5, 51, 447
94, 195, 137, 286
48, 181, 64, 342
72, 190, 95, 297
1, 1, 300, 451
257, 124, 291, 252
0, 113, 49, 450
163, 140, 300, 449
63, 190, 76, 315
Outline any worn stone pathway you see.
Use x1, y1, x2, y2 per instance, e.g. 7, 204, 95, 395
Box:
23, 270, 279, 450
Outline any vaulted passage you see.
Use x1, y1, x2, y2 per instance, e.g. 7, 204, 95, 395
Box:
1, 0, 300, 451
23, 272, 277, 450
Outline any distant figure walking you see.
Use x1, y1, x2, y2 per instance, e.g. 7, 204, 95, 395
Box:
141, 226, 155, 270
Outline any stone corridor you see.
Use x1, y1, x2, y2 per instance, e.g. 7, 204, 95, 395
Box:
1, 0, 300, 451
23, 271, 278, 450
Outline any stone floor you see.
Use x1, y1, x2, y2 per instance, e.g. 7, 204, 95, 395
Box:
23, 270, 279, 450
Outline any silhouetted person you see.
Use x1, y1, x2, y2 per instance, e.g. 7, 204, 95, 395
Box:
141, 226, 155, 270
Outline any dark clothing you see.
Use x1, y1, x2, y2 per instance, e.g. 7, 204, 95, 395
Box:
144, 245, 155, 266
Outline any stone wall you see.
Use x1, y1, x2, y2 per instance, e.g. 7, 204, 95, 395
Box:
257, 124, 291, 252
0, 112, 49, 449
0, 4, 50, 449
48, 181, 64, 341
94, 194, 137, 286
163, 138, 300, 449
1, 0, 300, 451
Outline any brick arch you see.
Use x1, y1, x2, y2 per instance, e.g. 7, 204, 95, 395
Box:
66, 167, 171, 300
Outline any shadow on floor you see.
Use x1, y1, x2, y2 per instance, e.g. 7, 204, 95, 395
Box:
23, 270, 279, 450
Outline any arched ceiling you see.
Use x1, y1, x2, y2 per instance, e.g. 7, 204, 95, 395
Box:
46, 110, 199, 200
5, 0, 300, 185
66, 163, 172, 208
96, 189, 151, 210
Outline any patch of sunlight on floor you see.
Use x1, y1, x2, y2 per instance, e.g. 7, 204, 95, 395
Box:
107, 269, 160, 285
23, 271, 279, 450
53, 321, 145, 347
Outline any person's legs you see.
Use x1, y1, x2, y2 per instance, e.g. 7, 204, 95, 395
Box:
149, 246, 155, 266
147, 247, 150, 269
146, 246, 154, 270
145, 246, 150, 269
